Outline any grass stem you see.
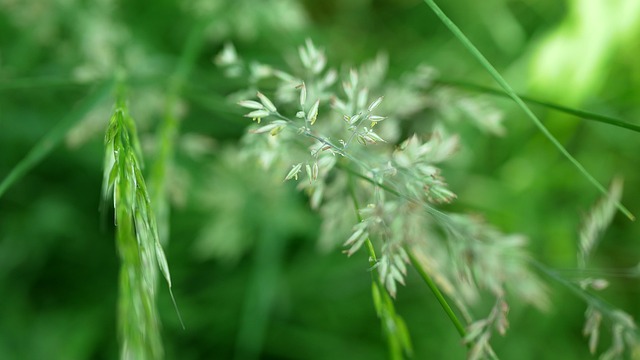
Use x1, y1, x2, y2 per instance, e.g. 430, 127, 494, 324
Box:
406, 250, 466, 338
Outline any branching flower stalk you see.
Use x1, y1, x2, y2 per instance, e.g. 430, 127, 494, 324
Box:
102, 81, 178, 360
227, 40, 549, 358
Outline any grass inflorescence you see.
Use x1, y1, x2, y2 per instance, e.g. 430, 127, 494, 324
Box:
230, 39, 550, 359
102, 82, 178, 359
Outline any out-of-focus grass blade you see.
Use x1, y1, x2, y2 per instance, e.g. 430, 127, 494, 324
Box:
0, 77, 91, 90
0, 79, 115, 199
437, 79, 640, 133
422, 0, 634, 221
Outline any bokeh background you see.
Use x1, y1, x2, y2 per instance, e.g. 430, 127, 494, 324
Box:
1, 0, 639, 359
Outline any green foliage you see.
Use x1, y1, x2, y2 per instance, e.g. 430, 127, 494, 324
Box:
2, 1, 640, 359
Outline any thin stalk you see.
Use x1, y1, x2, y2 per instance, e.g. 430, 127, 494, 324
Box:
406, 250, 466, 338
0, 79, 115, 199
436, 79, 640, 133
532, 260, 639, 323
149, 21, 207, 245
347, 175, 378, 265
422, 0, 634, 221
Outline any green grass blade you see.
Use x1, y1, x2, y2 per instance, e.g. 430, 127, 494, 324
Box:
436, 79, 640, 133
0, 77, 95, 90
0, 79, 115, 199
422, 0, 634, 221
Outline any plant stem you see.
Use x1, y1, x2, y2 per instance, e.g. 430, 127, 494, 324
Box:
346, 174, 376, 264
150, 21, 207, 245
406, 249, 466, 338
422, 0, 634, 221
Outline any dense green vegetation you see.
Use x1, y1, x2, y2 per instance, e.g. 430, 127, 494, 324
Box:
1, 1, 639, 359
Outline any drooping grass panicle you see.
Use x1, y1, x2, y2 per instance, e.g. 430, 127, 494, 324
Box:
102, 87, 179, 359
570, 179, 640, 358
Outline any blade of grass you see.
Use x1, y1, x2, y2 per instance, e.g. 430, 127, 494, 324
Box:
422, 0, 634, 221
0, 76, 94, 90
0, 78, 115, 199
436, 79, 640, 133
234, 228, 286, 360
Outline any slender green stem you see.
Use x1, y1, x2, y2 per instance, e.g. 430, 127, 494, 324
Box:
422, 0, 634, 221
149, 21, 207, 245
436, 79, 640, 133
347, 173, 377, 264
532, 260, 639, 324
406, 250, 466, 338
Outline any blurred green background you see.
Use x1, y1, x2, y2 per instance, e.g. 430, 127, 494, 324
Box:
1, 0, 639, 359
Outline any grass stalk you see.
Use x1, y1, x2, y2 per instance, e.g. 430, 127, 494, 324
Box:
406, 250, 466, 339
150, 21, 207, 245
422, 0, 634, 221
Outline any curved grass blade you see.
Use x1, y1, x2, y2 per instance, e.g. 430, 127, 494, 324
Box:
422, 0, 634, 221
0, 79, 115, 199
436, 79, 640, 133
